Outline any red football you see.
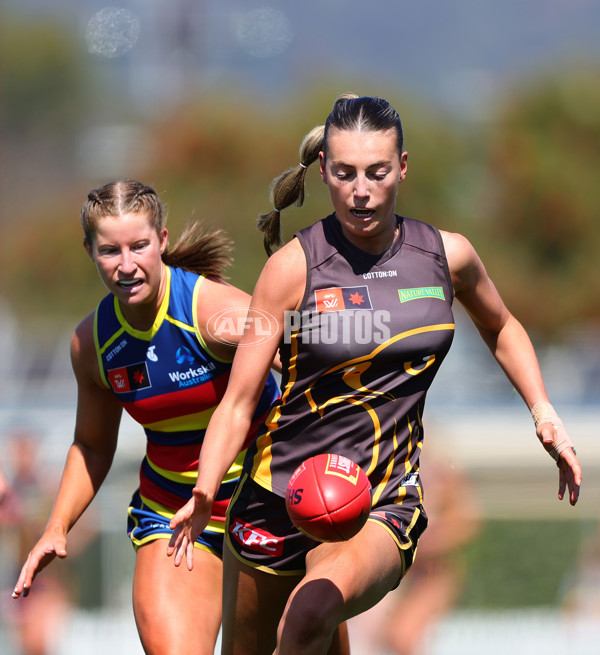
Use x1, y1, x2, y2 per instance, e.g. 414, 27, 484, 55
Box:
285, 453, 372, 542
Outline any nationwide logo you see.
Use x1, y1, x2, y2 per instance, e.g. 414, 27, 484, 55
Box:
315, 286, 373, 313
398, 287, 445, 303
229, 517, 284, 556
107, 361, 151, 393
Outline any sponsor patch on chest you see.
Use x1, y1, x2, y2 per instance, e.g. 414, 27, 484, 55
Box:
107, 361, 151, 393
398, 287, 445, 303
315, 286, 373, 312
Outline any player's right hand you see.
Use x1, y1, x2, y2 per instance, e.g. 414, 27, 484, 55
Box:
12, 526, 68, 599
167, 487, 212, 571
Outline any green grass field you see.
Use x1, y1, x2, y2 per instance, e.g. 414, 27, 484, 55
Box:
460, 518, 596, 608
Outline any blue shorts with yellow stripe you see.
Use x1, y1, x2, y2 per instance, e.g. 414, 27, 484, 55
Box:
126, 490, 224, 557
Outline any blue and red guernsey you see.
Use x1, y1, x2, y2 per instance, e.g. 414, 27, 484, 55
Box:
94, 265, 279, 533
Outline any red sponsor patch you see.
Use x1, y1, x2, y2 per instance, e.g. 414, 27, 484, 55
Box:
315, 286, 372, 312
229, 517, 284, 556
108, 367, 131, 392
315, 288, 345, 312
107, 361, 151, 394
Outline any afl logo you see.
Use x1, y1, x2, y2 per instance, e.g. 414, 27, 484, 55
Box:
207, 307, 279, 346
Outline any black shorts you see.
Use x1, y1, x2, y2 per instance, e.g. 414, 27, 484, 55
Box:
225, 473, 428, 582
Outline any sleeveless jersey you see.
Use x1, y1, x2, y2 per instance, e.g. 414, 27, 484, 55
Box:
247, 214, 455, 510
94, 265, 279, 532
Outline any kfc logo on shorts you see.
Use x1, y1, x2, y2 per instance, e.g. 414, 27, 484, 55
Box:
229, 517, 284, 556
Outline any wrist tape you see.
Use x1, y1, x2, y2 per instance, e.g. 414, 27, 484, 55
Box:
531, 402, 575, 462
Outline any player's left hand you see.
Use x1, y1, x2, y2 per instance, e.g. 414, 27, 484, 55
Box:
167, 487, 212, 571
536, 421, 581, 506
556, 446, 581, 506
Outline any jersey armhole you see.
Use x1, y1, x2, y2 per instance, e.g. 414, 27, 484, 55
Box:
192, 275, 233, 363
293, 233, 312, 313
432, 227, 455, 305
93, 308, 111, 389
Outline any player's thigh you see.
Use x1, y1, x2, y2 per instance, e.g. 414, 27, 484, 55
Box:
221, 542, 300, 655
302, 520, 404, 621
133, 539, 223, 655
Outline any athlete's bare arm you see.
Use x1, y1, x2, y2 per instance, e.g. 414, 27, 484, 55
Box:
13, 314, 122, 597
168, 239, 306, 568
441, 230, 581, 505
197, 278, 283, 371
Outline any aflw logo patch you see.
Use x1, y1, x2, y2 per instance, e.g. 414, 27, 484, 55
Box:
315, 286, 372, 312
107, 361, 151, 393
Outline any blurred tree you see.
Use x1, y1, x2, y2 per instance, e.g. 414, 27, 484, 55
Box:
480, 64, 600, 336
0, 14, 84, 138
144, 86, 476, 295
2, 72, 600, 344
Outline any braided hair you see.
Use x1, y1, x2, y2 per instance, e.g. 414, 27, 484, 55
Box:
81, 180, 232, 280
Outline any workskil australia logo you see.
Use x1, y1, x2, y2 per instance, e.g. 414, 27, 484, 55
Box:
398, 287, 445, 303
169, 346, 216, 387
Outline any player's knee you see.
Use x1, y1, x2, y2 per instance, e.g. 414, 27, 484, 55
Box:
279, 609, 331, 651
278, 587, 341, 651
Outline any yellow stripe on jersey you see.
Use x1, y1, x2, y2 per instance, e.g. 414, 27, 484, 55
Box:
251, 331, 301, 490
93, 310, 112, 389
165, 314, 197, 333
114, 265, 172, 339
306, 324, 455, 386
223, 449, 247, 484
191, 276, 234, 364
142, 406, 216, 432
139, 495, 182, 518
145, 448, 246, 485
371, 416, 399, 506
146, 456, 198, 483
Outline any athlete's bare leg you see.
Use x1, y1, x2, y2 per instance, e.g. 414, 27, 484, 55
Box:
276, 521, 403, 655
221, 544, 298, 655
133, 540, 222, 655
221, 545, 351, 655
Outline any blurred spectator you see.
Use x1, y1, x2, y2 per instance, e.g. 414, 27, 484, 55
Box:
0, 458, 9, 505
561, 522, 600, 620
0, 430, 92, 655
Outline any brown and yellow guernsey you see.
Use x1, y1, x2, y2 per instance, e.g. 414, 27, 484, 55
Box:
247, 213, 455, 512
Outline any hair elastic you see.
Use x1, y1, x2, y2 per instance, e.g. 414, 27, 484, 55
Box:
299, 162, 307, 169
